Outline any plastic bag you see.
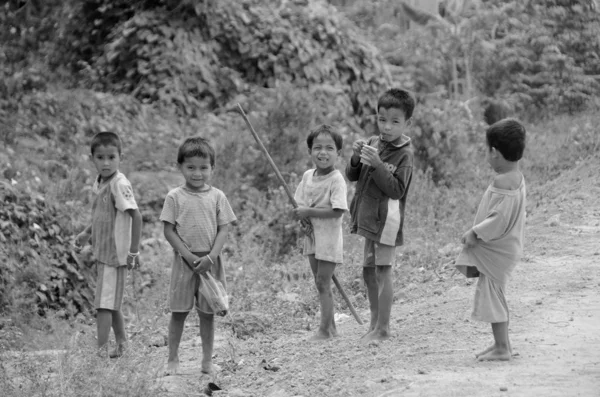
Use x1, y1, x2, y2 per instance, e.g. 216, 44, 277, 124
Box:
199, 272, 229, 316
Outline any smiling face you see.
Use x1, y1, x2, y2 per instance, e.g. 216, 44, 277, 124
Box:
179, 155, 213, 192
309, 133, 340, 175
377, 107, 410, 142
92, 144, 121, 181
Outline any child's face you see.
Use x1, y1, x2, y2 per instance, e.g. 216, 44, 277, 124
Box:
92, 144, 121, 180
179, 155, 213, 191
309, 133, 340, 175
377, 107, 410, 142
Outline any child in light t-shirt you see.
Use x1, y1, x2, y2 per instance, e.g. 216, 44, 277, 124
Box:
160, 137, 237, 375
293, 125, 348, 341
456, 118, 527, 361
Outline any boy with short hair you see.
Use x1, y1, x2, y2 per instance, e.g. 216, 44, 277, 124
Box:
346, 88, 415, 341
456, 118, 527, 361
160, 136, 236, 375
75, 131, 143, 358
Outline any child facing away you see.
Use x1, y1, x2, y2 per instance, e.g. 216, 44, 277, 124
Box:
346, 88, 415, 341
75, 131, 143, 358
455, 118, 527, 361
292, 125, 348, 341
160, 137, 236, 375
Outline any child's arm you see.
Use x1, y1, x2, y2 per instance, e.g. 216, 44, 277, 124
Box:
293, 207, 344, 219
163, 222, 199, 269
193, 223, 231, 274
125, 208, 143, 268
368, 150, 412, 200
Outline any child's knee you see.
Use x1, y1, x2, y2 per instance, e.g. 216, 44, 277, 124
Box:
197, 310, 214, 321
314, 277, 331, 294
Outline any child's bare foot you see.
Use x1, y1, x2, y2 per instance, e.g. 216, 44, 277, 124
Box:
475, 344, 495, 358
164, 359, 179, 376
309, 330, 333, 341
109, 344, 126, 359
201, 361, 220, 375
362, 329, 390, 342
476, 344, 513, 358
477, 348, 511, 361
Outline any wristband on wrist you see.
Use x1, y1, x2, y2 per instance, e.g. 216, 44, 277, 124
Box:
128, 252, 139, 257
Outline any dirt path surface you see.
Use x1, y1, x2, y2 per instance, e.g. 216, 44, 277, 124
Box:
159, 164, 600, 397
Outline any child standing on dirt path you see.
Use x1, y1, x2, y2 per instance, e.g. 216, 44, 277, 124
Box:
346, 88, 415, 341
456, 118, 527, 362
75, 131, 143, 358
293, 125, 348, 341
160, 137, 236, 375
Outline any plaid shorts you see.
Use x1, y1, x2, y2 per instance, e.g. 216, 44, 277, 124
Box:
169, 251, 226, 315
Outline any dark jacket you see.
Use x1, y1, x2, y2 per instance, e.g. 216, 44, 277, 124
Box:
345, 135, 413, 246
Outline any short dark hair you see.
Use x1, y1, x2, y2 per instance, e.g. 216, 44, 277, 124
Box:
306, 124, 343, 151
486, 118, 526, 162
177, 136, 215, 166
91, 131, 122, 155
377, 88, 416, 120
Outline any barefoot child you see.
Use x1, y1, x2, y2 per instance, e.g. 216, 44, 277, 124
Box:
346, 88, 415, 341
456, 118, 527, 361
160, 137, 236, 374
293, 125, 348, 340
75, 131, 143, 358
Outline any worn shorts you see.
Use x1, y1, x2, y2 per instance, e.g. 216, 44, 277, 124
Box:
363, 238, 396, 267
472, 273, 509, 323
169, 251, 226, 315
94, 263, 127, 311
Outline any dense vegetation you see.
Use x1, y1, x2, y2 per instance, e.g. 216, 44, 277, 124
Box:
1, 0, 599, 337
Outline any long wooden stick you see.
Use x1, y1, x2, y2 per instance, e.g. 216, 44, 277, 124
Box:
236, 103, 363, 325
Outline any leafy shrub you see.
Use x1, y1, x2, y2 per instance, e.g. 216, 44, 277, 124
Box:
57, 0, 390, 125
0, 189, 95, 318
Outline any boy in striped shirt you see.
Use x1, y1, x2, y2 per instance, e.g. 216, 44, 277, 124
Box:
346, 88, 415, 341
160, 137, 236, 375
75, 131, 143, 357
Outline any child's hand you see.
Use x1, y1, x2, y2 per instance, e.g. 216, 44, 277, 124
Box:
74, 231, 90, 250
126, 252, 140, 270
352, 139, 367, 160
360, 144, 382, 168
461, 229, 478, 247
193, 256, 213, 274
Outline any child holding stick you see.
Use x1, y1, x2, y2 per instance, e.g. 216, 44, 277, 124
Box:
456, 118, 527, 361
160, 137, 236, 374
293, 125, 348, 340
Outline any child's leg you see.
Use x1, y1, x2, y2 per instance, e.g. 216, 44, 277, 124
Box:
109, 310, 127, 358
198, 311, 215, 374
362, 267, 378, 333
476, 318, 512, 358
364, 265, 393, 341
96, 309, 112, 351
478, 321, 511, 361
167, 312, 189, 372
308, 256, 337, 340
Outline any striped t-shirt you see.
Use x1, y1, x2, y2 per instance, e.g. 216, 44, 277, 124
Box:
91, 172, 138, 267
160, 186, 237, 252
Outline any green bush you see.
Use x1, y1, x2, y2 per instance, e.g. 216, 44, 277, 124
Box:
0, 188, 95, 318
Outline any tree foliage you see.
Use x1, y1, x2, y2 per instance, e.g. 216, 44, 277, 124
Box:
56, 0, 390, 126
